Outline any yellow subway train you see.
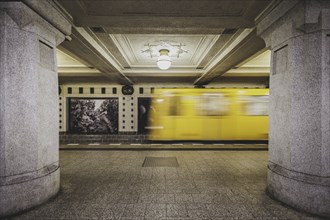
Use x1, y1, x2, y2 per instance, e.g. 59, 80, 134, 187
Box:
147, 88, 269, 141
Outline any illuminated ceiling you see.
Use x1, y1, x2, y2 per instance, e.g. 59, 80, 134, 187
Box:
55, 0, 273, 85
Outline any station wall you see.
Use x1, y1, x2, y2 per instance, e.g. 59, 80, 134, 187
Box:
58, 83, 268, 144
59, 85, 155, 133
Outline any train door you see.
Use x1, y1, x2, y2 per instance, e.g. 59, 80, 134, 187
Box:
147, 92, 176, 140
236, 90, 269, 140
200, 93, 221, 140
174, 94, 203, 140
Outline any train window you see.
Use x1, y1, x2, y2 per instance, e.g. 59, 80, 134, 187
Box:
164, 93, 200, 116
200, 93, 229, 116
168, 95, 198, 116
240, 96, 269, 115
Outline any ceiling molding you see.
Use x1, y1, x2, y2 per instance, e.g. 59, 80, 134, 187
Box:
58, 67, 101, 75
56, 0, 273, 85
194, 28, 266, 85
76, 27, 124, 71
109, 34, 137, 66
204, 28, 255, 73
123, 72, 202, 77
109, 34, 220, 71
60, 27, 133, 84
191, 35, 220, 65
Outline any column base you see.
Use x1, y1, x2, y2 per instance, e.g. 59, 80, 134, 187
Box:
267, 165, 330, 218
0, 167, 60, 217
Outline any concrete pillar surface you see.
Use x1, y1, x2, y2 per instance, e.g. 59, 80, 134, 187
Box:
0, 1, 71, 217
257, 0, 330, 217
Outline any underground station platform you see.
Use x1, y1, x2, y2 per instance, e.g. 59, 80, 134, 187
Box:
1, 0, 329, 219
3, 143, 325, 220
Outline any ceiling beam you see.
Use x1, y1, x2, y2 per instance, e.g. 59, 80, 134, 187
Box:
59, 27, 133, 85
56, 0, 272, 32
75, 16, 255, 31
194, 29, 266, 85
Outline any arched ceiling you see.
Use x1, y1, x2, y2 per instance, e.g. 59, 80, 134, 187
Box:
55, 0, 274, 86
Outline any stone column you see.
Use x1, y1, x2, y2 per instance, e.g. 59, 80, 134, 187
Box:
0, 1, 71, 216
257, 0, 330, 217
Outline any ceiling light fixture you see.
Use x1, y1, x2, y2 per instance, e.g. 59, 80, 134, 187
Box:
157, 49, 171, 70
141, 40, 188, 70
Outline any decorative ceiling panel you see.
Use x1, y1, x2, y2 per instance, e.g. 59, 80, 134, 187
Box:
56, 0, 273, 85
109, 34, 219, 69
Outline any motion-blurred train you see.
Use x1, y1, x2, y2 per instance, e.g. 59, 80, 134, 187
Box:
147, 88, 269, 141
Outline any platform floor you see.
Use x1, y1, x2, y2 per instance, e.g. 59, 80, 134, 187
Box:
8, 147, 322, 220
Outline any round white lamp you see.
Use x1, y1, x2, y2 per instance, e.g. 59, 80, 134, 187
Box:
157, 49, 171, 70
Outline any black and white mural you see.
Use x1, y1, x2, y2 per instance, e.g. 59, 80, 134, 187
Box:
69, 98, 118, 134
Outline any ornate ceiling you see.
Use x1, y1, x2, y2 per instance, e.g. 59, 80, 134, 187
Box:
111, 34, 218, 70
55, 0, 273, 86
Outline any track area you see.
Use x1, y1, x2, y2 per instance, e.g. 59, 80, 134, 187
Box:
60, 143, 268, 151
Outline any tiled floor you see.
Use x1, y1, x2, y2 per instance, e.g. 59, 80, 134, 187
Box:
7, 148, 322, 220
